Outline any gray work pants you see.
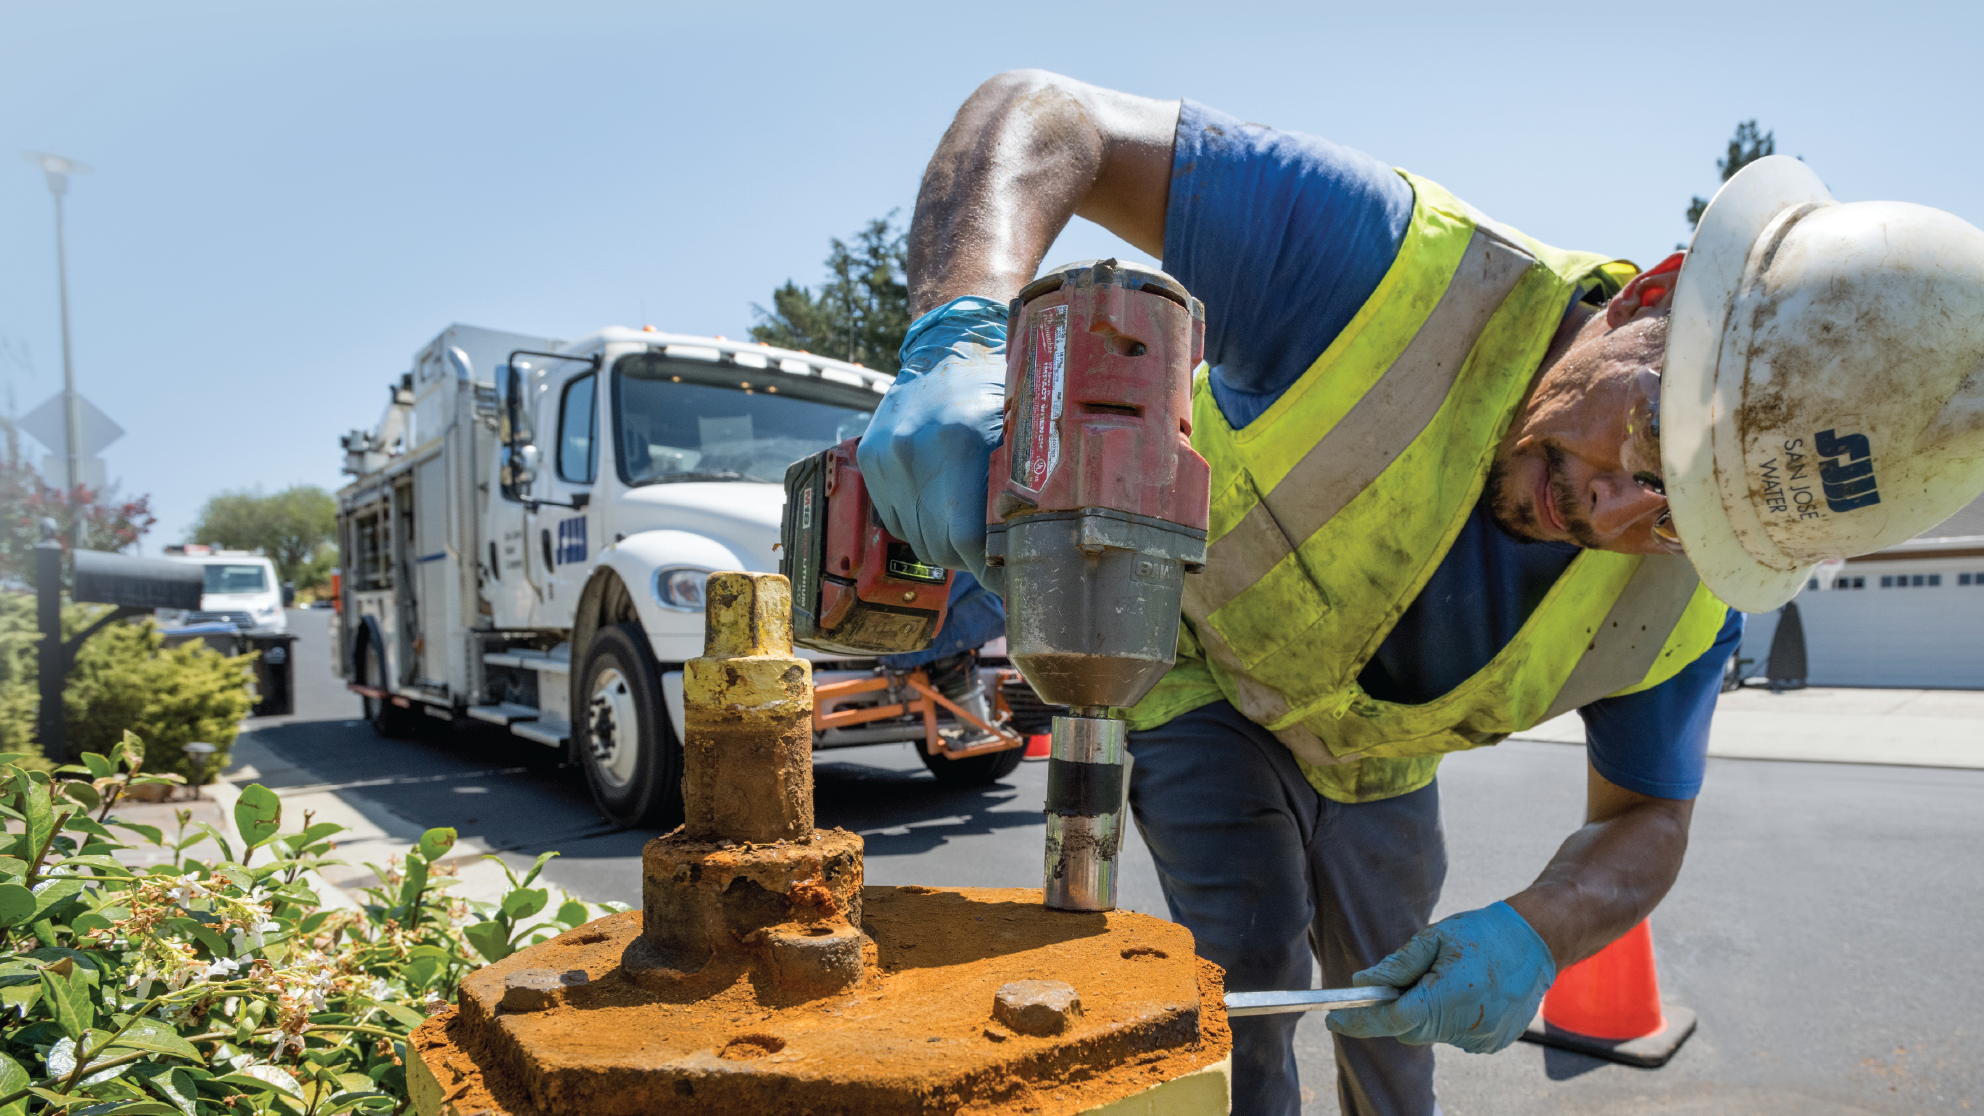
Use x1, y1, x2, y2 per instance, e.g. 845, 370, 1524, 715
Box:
1127, 701, 1447, 1116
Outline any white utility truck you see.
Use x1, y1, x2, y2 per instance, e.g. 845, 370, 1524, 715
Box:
156, 546, 289, 634
332, 324, 1028, 828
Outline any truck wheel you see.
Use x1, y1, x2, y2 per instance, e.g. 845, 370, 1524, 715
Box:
359, 631, 419, 739
918, 744, 1025, 787
578, 623, 684, 829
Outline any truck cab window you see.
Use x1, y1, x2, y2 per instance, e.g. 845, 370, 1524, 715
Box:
203, 564, 269, 594
557, 373, 598, 484
610, 355, 873, 487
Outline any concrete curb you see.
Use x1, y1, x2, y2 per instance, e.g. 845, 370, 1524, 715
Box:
1508, 686, 1984, 770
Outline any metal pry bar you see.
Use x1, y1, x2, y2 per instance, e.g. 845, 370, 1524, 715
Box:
1224, 986, 1403, 1017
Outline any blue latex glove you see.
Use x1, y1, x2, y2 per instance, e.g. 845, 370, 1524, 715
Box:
1325, 901, 1555, 1055
857, 296, 1009, 593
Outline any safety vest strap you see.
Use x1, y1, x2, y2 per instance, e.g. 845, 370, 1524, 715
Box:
1185, 224, 1537, 619
1188, 613, 1349, 767
1540, 554, 1703, 721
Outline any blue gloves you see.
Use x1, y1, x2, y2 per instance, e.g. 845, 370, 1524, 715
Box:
858, 296, 1009, 593
1325, 902, 1555, 1055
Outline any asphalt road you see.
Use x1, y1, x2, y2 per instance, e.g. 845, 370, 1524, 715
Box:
239, 609, 1981, 1114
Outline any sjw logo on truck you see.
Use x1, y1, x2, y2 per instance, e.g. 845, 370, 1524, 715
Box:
556, 517, 587, 565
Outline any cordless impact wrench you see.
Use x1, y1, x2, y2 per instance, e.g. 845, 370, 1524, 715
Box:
986, 259, 1209, 912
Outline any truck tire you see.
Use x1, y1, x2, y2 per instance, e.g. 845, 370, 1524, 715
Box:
578, 623, 684, 829
918, 743, 1025, 787
358, 630, 420, 739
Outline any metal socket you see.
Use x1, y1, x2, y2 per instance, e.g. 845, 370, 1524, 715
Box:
1043, 714, 1128, 911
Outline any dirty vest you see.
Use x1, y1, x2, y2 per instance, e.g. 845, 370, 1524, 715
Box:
1126, 172, 1729, 804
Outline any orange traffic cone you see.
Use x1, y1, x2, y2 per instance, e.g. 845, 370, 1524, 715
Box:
1518, 920, 1697, 1067
1023, 734, 1052, 760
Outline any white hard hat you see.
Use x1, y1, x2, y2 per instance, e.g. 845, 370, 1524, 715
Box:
1663, 155, 1984, 612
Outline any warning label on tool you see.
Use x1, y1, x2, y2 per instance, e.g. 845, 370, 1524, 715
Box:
1010, 304, 1066, 491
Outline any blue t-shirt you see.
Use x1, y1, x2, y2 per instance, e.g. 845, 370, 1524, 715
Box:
1161, 100, 1740, 801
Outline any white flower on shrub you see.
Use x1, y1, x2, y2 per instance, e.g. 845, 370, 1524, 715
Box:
167, 877, 208, 904
231, 919, 279, 954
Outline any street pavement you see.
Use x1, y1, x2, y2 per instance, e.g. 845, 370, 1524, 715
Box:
228, 609, 1981, 1114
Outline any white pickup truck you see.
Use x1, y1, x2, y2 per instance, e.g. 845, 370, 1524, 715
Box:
332, 324, 1029, 828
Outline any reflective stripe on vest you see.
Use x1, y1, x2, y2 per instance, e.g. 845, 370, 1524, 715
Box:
1186, 225, 1535, 616
1539, 553, 1702, 722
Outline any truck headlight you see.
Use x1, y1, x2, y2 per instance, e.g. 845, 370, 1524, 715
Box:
654, 567, 713, 612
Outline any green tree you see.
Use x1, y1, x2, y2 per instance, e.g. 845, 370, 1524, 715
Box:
1686, 120, 1776, 229
751, 213, 911, 373
186, 485, 337, 587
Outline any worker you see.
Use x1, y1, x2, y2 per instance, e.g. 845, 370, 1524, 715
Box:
858, 71, 1984, 1115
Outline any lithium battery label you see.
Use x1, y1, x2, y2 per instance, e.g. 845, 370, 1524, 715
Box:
1011, 304, 1067, 492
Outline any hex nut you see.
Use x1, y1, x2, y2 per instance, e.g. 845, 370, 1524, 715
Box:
760, 923, 866, 998
992, 980, 1083, 1036
500, 968, 588, 1012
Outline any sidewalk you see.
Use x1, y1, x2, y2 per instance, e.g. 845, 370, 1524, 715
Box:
201, 732, 590, 913
1512, 686, 1984, 768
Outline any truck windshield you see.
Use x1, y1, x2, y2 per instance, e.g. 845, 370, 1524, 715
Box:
611, 354, 878, 485
204, 564, 269, 594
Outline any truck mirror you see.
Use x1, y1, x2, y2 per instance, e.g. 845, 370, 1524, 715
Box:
282, 581, 296, 606
501, 443, 540, 500
502, 364, 532, 448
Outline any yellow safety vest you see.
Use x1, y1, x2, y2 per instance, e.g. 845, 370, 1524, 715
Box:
1127, 172, 1728, 804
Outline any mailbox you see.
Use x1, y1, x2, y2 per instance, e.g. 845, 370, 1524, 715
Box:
39, 543, 207, 764
72, 549, 204, 611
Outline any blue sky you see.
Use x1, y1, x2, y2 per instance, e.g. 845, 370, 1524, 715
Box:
4, 0, 1979, 548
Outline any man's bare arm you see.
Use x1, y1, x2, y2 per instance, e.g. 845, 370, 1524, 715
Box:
1504, 764, 1694, 970
908, 70, 1179, 316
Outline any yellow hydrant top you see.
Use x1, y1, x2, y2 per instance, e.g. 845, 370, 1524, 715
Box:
682, 572, 814, 844
701, 571, 793, 659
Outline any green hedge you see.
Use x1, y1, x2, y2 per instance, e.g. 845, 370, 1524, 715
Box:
0, 733, 613, 1114
0, 598, 255, 782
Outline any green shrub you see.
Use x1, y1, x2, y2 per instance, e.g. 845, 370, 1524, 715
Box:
0, 600, 39, 770
61, 617, 255, 785
0, 597, 255, 781
0, 732, 617, 1115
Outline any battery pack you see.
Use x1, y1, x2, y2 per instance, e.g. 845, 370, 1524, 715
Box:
781, 438, 953, 656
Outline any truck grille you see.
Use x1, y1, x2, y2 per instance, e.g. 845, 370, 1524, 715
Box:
188, 611, 255, 628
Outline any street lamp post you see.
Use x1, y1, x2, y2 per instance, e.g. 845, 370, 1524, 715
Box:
19, 152, 94, 549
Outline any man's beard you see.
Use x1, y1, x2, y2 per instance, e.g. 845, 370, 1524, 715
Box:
1485, 443, 1604, 549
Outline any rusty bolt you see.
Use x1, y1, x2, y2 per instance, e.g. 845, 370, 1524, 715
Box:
682, 572, 815, 844
701, 570, 793, 658
992, 980, 1083, 1036
500, 968, 588, 1012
